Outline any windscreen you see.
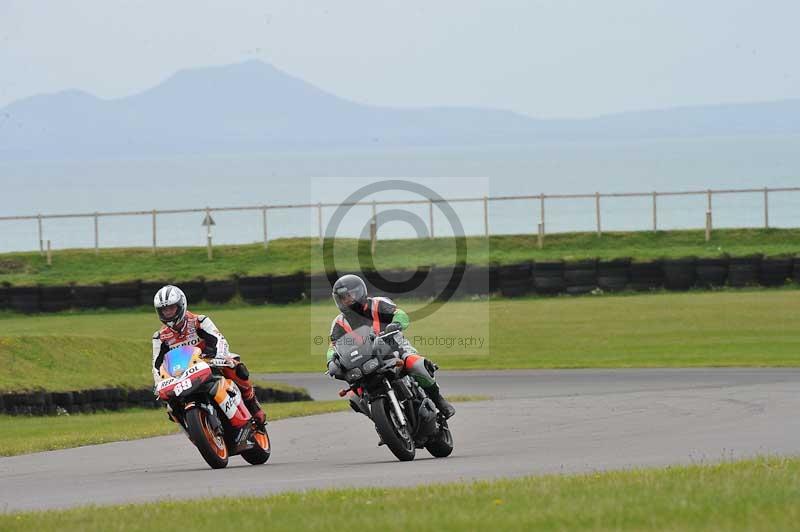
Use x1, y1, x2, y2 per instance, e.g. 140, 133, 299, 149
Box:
162, 345, 198, 377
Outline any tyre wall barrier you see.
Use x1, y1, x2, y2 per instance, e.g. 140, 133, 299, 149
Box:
728, 256, 762, 287
597, 258, 630, 292
498, 262, 532, 298
663, 258, 696, 291
8, 286, 40, 313
270, 273, 305, 304
628, 260, 664, 292
695, 257, 728, 288
564, 259, 597, 295
0, 385, 312, 416
73, 285, 107, 309
238, 276, 271, 304
4, 255, 800, 314
760, 257, 793, 287
533, 261, 565, 295
106, 281, 141, 309
205, 279, 237, 304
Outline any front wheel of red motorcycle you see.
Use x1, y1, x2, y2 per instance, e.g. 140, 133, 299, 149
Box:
186, 407, 229, 469
241, 427, 271, 465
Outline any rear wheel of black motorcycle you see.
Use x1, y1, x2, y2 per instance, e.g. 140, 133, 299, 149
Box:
241, 427, 271, 465
371, 397, 415, 461
425, 421, 454, 458
186, 407, 229, 469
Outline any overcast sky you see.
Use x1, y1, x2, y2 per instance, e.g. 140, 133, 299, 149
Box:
0, 1, 797, 118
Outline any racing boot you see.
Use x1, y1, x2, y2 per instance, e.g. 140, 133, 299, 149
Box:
242, 390, 267, 428
425, 383, 456, 419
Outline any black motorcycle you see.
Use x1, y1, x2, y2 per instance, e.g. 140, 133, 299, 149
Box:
329, 325, 454, 462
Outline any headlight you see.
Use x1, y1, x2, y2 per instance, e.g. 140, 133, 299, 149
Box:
362, 358, 379, 374
345, 368, 363, 382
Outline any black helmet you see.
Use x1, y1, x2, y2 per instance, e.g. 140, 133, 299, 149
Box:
332, 274, 367, 313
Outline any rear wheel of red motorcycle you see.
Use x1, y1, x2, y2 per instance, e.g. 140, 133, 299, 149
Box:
186, 407, 229, 469
241, 427, 271, 465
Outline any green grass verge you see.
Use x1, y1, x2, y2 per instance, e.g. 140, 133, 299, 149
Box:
5, 456, 799, 530
0, 395, 484, 456
2, 228, 800, 286
0, 334, 308, 393
1, 290, 798, 392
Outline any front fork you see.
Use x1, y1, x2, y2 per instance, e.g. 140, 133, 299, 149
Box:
384, 378, 407, 426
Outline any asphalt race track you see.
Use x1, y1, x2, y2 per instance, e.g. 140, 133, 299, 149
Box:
2, 369, 799, 512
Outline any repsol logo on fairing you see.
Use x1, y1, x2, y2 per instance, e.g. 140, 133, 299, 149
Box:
171, 338, 201, 349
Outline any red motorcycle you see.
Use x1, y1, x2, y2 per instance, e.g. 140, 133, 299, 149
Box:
155, 346, 271, 469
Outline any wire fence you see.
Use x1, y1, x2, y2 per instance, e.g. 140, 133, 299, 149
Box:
1, 185, 799, 255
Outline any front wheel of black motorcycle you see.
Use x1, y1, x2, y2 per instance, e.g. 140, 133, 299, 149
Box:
371, 397, 415, 461
185, 407, 229, 469
425, 421, 454, 458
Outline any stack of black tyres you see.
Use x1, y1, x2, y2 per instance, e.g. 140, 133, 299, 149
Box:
0, 286, 7, 310
363, 268, 433, 300
106, 281, 141, 308
793, 258, 800, 285
40, 285, 72, 312
205, 279, 237, 303
306, 273, 333, 302
498, 262, 532, 298
139, 282, 163, 306
178, 280, 205, 303
270, 273, 305, 304
8, 286, 40, 313
72, 285, 106, 309
695, 257, 728, 288
564, 260, 597, 295
759, 257, 792, 287
238, 276, 271, 305
728, 255, 761, 287
533, 261, 565, 295
628, 261, 664, 291
462, 264, 493, 297
431, 264, 467, 300
597, 259, 630, 292
663, 258, 696, 291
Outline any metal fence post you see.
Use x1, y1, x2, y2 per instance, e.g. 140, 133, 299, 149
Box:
151, 210, 157, 254
205, 208, 213, 261
483, 196, 489, 237
317, 202, 323, 245
707, 189, 712, 213
595, 192, 601, 236
537, 222, 544, 249
93, 212, 99, 255
764, 187, 769, 228
429, 200, 434, 239
262, 206, 268, 249
540, 193, 546, 234
705, 211, 712, 242
371, 201, 377, 254
46, 240, 52, 266
37, 214, 44, 256
652, 191, 657, 231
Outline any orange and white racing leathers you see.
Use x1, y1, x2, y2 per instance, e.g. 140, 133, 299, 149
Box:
151, 310, 265, 424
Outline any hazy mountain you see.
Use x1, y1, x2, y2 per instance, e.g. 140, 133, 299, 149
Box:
2, 60, 800, 160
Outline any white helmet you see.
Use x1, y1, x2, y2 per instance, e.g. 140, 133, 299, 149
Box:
153, 285, 187, 330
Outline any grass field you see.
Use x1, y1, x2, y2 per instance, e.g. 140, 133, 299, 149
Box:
5, 456, 799, 530
2, 228, 799, 286
0, 395, 485, 456
1, 290, 798, 393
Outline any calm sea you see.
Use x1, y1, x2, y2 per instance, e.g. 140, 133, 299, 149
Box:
1, 136, 799, 253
